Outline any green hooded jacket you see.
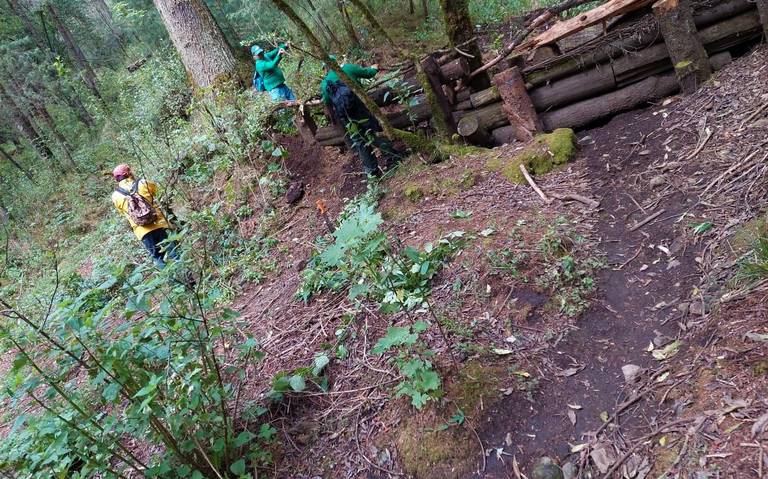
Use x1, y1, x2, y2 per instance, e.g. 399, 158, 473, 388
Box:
255, 44, 287, 91
320, 63, 378, 105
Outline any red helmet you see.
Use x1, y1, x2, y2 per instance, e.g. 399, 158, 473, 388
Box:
112, 164, 132, 180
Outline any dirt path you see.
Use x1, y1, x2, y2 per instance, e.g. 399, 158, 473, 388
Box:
476, 108, 702, 476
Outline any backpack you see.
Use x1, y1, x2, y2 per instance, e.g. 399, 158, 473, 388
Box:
326, 80, 356, 123
253, 70, 266, 92
116, 179, 158, 227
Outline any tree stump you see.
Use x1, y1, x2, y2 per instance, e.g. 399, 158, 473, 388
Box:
493, 67, 542, 141
653, 0, 711, 94
757, 0, 768, 39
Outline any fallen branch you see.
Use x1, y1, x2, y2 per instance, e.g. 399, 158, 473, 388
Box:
519, 164, 552, 204
469, 0, 600, 80
628, 209, 665, 232
551, 192, 600, 208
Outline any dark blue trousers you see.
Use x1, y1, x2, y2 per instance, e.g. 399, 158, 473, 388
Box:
140, 228, 179, 268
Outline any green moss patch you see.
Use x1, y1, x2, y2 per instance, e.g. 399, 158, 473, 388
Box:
396, 362, 504, 478
730, 216, 767, 255
486, 128, 577, 184
404, 184, 425, 203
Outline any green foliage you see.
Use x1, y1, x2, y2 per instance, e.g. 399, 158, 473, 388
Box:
372, 321, 441, 409
739, 235, 768, 284
0, 255, 275, 478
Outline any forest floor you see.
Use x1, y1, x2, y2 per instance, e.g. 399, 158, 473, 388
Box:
221, 45, 768, 478
2, 37, 765, 479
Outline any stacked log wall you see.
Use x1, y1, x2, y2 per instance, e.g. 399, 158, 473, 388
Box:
312, 0, 765, 146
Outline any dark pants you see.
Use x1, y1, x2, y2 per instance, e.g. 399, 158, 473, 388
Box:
346, 132, 401, 176
331, 88, 402, 176
141, 228, 179, 268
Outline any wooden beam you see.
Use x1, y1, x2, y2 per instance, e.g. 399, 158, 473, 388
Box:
493, 67, 542, 140
521, 0, 656, 51
653, 0, 711, 94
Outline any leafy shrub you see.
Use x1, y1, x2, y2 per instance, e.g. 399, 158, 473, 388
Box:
0, 256, 275, 478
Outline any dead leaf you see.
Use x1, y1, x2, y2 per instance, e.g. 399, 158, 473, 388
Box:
557, 366, 584, 377
568, 409, 577, 426
752, 412, 768, 438
567, 404, 582, 410
599, 411, 609, 423
651, 340, 682, 360
571, 443, 588, 453
590, 443, 616, 474
745, 332, 768, 342
492, 348, 514, 355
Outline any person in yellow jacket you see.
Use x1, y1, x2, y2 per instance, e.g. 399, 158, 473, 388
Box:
111, 164, 178, 268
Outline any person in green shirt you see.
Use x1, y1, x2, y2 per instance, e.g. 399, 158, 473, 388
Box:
321, 57, 402, 177
252, 44, 296, 101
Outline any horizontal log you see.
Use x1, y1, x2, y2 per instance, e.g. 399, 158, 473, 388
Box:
524, 0, 756, 87
491, 125, 517, 146
457, 115, 492, 145
528, 9, 760, 108
440, 57, 471, 82
693, 0, 753, 28
315, 96, 433, 146
455, 86, 500, 110
520, 0, 656, 52
541, 73, 678, 130
700, 10, 762, 53
455, 101, 509, 134
529, 64, 616, 110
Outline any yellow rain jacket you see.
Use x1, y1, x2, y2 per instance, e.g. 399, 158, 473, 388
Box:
111, 177, 170, 240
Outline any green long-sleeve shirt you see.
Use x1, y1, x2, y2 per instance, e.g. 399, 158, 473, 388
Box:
320, 63, 378, 105
255, 44, 287, 91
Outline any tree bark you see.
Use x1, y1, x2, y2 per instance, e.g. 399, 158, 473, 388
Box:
653, 0, 711, 94
153, 0, 240, 90
337, 0, 360, 44
47, 4, 101, 97
754, 0, 768, 39
541, 73, 678, 130
6, 0, 47, 51
422, 0, 429, 17
437, 0, 490, 90
493, 67, 542, 139
0, 146, 36, 184
0, 83, 54, 162
347, 0, 396, 46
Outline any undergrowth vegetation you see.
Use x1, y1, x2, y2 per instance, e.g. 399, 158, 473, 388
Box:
0, 254, 275, 477
298, 184, 465, 408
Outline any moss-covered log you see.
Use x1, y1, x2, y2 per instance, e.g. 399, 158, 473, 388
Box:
437, 0, 490, 90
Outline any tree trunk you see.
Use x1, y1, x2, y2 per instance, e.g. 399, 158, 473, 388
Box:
437, 0, 490, 90
756, 0, 768, 39
653, 0, 711, 94
92, 0, 130, 56
409, 0, 415, 14
347, 0, 396, 46
0, 146, 36, 184
304, 0, 343, 50
0, 83, 54, 161
47, 4, 101, 98
153, 0, 239, 90
6, 0, 47, 51
422, 0, 429, 17
337, 0, 360, 44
